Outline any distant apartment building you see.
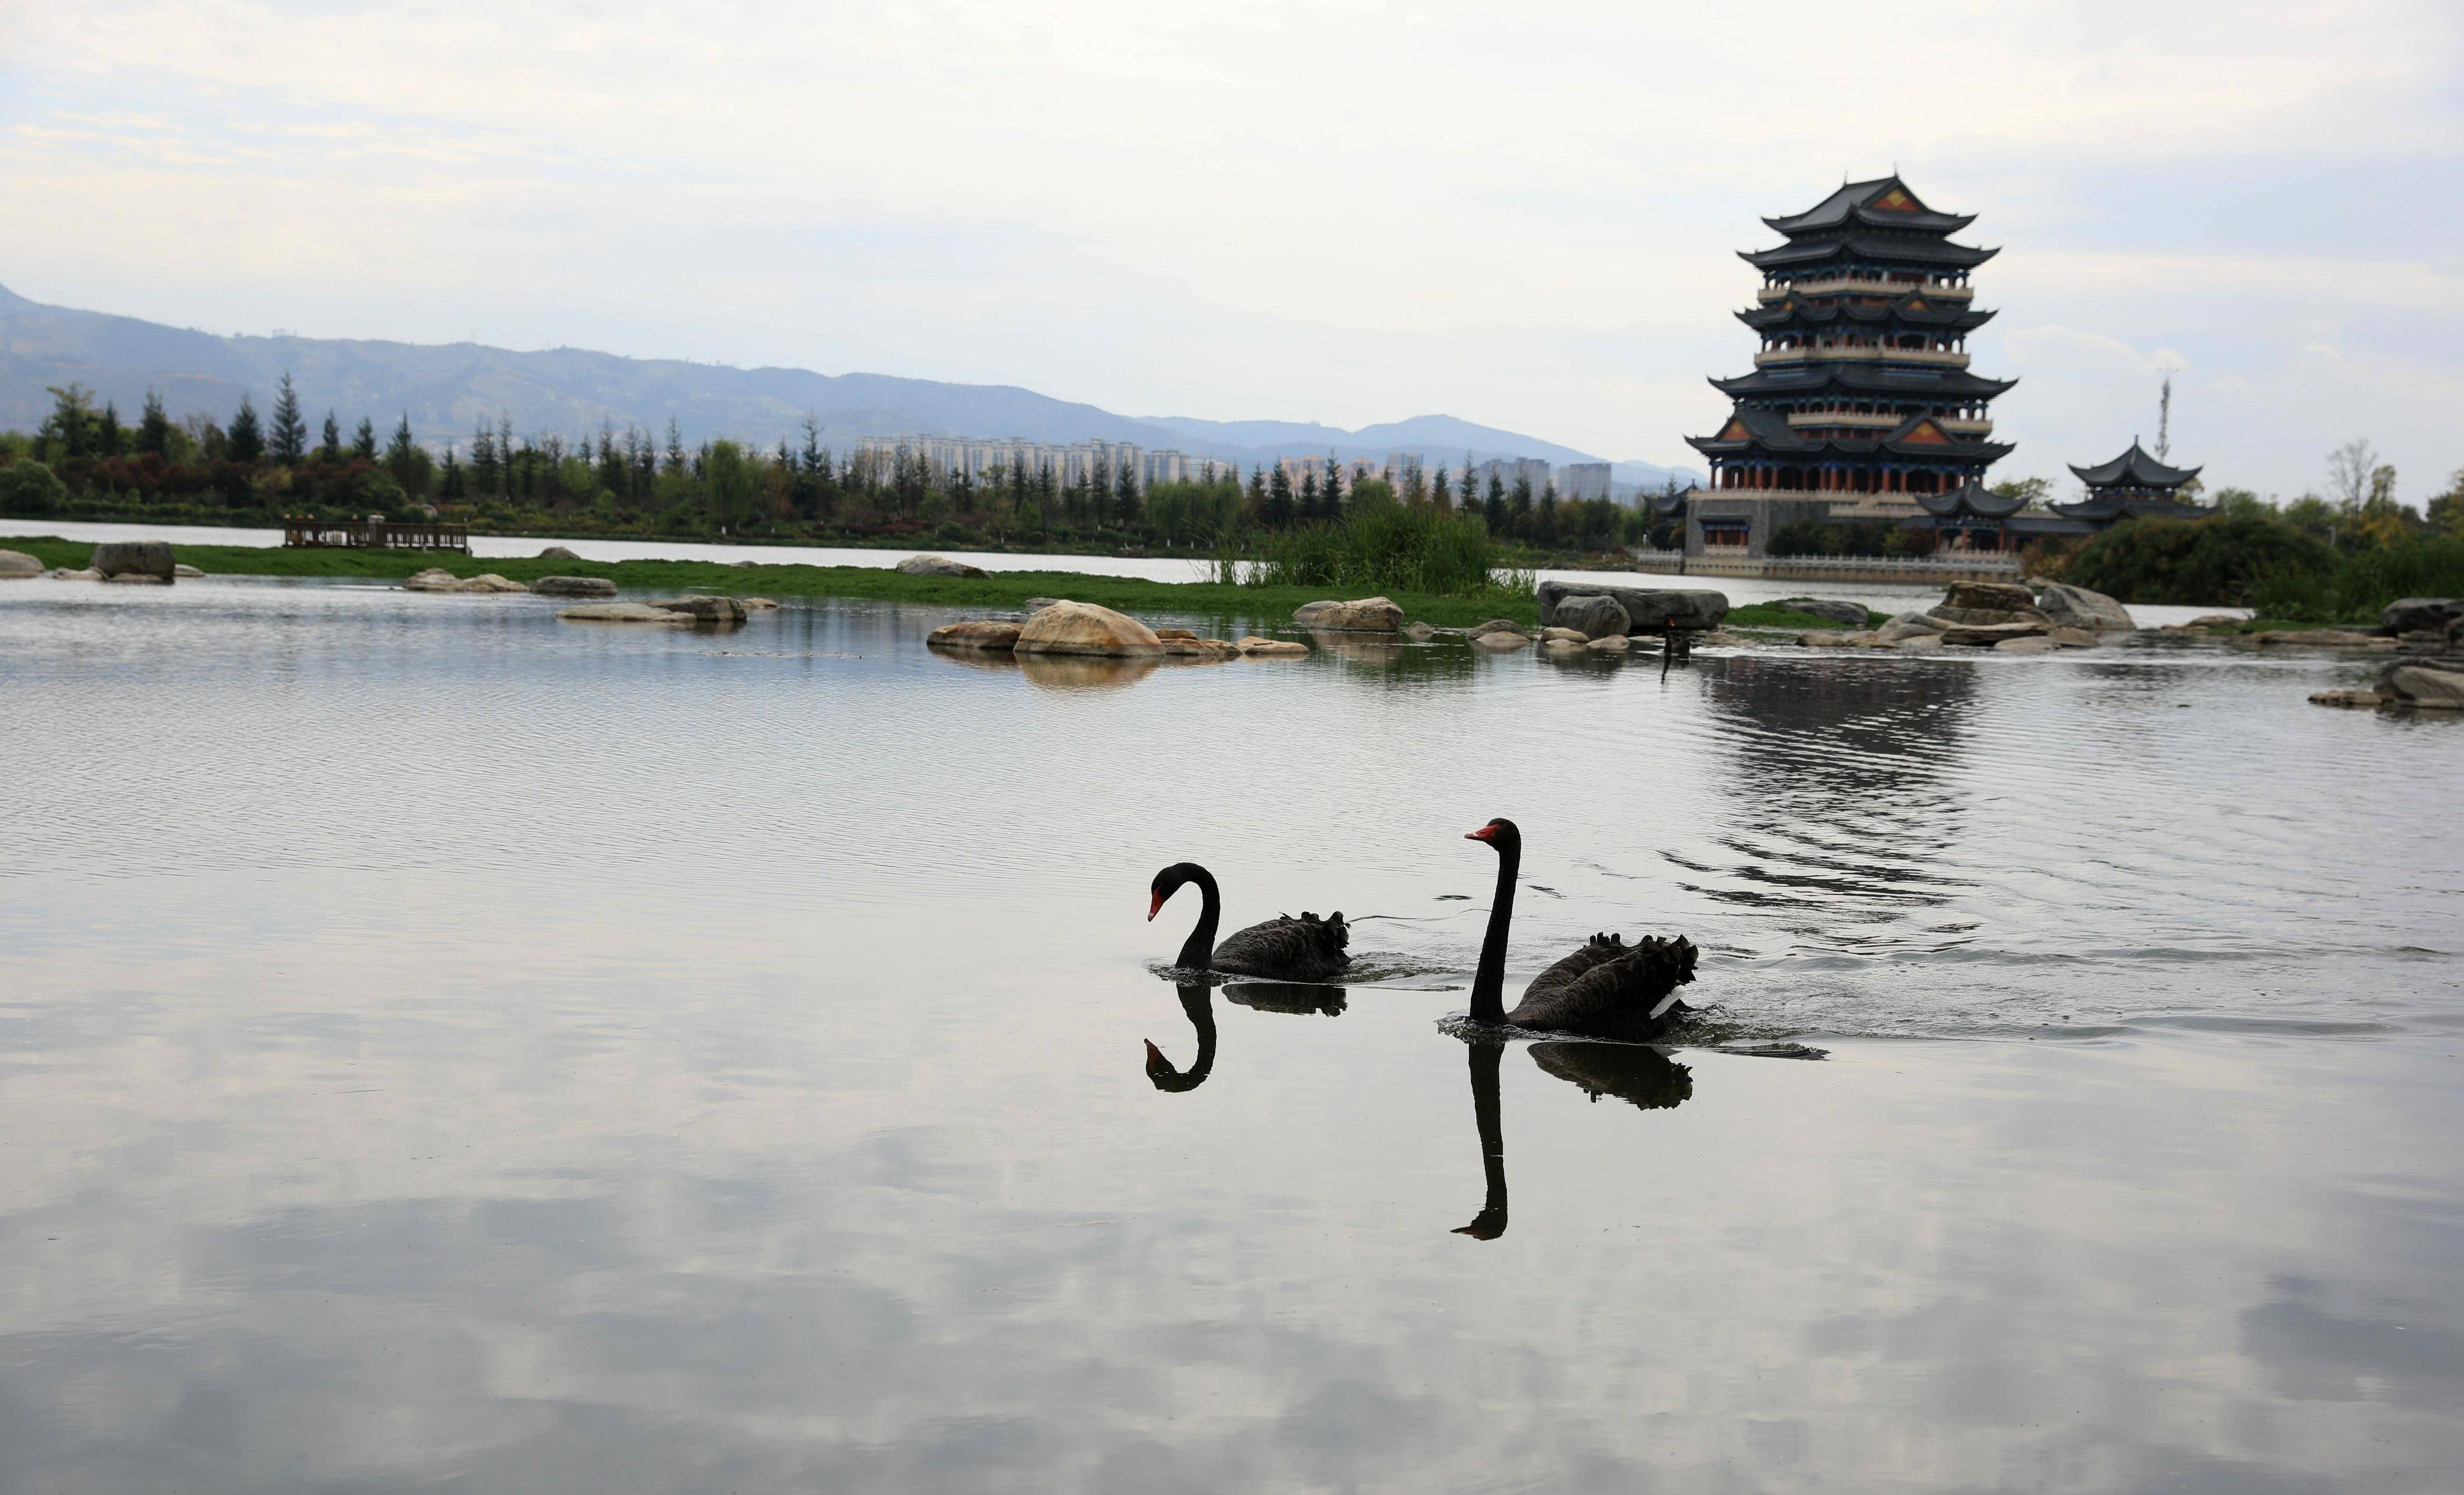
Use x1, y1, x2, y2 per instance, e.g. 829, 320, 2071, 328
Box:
1556, 462, 1613, 501
1468, 457, 1554, 495
852, 436, 1227, 492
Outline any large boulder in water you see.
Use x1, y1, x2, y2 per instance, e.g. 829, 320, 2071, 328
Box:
648, 594, 748, 624
0, 549, 43, 577
1552, 593, 1632, 640
533, 575, 618, 598
927, 620, 1022, 651
1014, 600, 1163, 656
1774, 596, 1869, 627
537, 545, 582, 561
2035, 581, 2135, 632
1876, 610, 1948, 644
1536, 581, 1726, 633
1943, 579, 2038, 613
1293, 597, 1404, 632
2379, 661, 2464, 709
2380, 597, 2464, 635
91, 541, 175, 581
895, 553, 989, 578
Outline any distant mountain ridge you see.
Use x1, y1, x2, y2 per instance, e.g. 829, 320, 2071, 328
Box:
0, 283, 1700, 490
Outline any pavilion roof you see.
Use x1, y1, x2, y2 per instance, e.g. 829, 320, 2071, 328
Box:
1685, 407, 2012, 464
1763, 177, 1977, 237
1710, 364, 2017, 400
2067, 440, 2202, 490
1744, 234, 1999, 272
1913, 481, 2029, 518
2051, 495, 2210, 523
1737, 294, 1995, 333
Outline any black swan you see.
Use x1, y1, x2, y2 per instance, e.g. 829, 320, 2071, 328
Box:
1150, 863, 1350, 982
1462, 818, 1696, 1040
1144, 982, 1217, 1093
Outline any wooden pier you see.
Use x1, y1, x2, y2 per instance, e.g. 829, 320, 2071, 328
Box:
283, 518, 470, 553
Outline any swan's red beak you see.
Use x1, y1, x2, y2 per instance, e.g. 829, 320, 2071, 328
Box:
1465, 825, 1496, 842
1147, 889, 1165, 921
1143, 1039, 1164, 1063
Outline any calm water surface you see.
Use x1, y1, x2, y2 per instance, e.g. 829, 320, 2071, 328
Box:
1, 577, 2454, 1493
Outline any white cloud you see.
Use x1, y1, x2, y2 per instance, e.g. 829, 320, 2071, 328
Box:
2, 0, 2460, 489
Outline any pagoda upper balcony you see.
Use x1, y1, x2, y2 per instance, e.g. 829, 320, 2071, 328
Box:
1754, 345, 1971, 368
1757, 275, 1973, 303
1786, 411, 1993, 435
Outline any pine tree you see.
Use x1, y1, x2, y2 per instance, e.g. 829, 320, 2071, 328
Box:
269, 372, 308, 464
469, 417, 497, 494
1266, 466, 1294, 527
1484, 472, 1507, 532
138, 390, 172, 457
352, 416, 377, 461
385, 414, 422, 495
1114, 455, 1141, 528
1432, 466, 1452, 512
98, 400, 124, 457
1247, 465, 1268, 523
1299, 469, 1320, 522
321, 412, 343, 461
441, 444, 464, 499
1321, 453, 1344, 518
227, 395, 265, 462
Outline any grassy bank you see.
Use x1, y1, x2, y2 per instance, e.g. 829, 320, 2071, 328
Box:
0, 534, 1541, 629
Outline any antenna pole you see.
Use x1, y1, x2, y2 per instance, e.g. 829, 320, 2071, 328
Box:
2156, 372, 2173, 461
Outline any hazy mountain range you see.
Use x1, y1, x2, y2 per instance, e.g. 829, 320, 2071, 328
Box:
0, 284, 1699, 492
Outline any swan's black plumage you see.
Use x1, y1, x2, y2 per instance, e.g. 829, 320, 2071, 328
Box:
1150, 862, 1351, 982
1144, 982, 1217, 1093
1462, 819, 1696, 1040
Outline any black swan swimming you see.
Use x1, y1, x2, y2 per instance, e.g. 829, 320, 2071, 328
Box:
1144, 982, 1217, 1093
1149, 862, 1350, 982
1462, 818, 1696, 1040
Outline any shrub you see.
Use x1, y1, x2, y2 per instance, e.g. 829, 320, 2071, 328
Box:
0, 458, 68, 516
1242, 505, 1519, 597
2246, 535, 2464, 622
2064, 514, 2334, 606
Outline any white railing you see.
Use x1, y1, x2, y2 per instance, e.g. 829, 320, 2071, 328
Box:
1784, 412, 1994, 435
1755, 346, 1970, 367
1757, 277, 1972, 302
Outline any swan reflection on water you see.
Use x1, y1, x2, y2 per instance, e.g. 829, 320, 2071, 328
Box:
1143, 979, 1347, 1093
1455, 1037, 1693, 1241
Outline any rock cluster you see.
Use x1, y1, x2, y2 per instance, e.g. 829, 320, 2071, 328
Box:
2312, 658, 2464, 712
406, 568, 529, 594
1293, 597, 1404, 632
91, 541, 178, 582
1016, 600, 1163, 656
928, 620, 1024, 650
536, 545, 582, 561
895, 553, 990, 578
532, 575, 619, 598
1552, 593, 1631, 639
1536, 581, 1728, 634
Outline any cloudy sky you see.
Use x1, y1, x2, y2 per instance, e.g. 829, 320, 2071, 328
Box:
6, 0, 2461, 497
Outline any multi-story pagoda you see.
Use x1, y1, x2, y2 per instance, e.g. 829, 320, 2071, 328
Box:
1681, 176, 2015, 555
2057, 441, 2206, 525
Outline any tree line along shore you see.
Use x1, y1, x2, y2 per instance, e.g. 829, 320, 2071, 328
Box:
3, 382, 2460, 620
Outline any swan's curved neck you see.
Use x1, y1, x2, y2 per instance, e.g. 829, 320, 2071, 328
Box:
1469, 840, 1518, 1023
1177, 866, 1222, 971
1183, 986, 1217, 1082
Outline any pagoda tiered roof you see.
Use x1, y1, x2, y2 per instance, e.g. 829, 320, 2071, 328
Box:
1738, 292, 1994, 334
1743, 235, 2000, 272
1710, 363, 2018, 400
2068, 440, 2201, 491
1684, 408, 2012, 465
1763, 177, 1976, 236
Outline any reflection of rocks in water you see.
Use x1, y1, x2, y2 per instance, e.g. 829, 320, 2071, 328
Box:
1017, 653, 1162, 691
1144, 982, 1216, 1093
1224, 982, 1346, 1016
1531, 1041, 1693, 1110
1308, 628, 1404, 664
1687, 655, 1979, 933
930, 648, 1023, 676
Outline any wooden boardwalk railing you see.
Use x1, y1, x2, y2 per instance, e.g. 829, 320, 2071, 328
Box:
283, 518, 471, 553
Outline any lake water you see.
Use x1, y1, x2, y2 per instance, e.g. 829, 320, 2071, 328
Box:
1, 575, 2453, 1493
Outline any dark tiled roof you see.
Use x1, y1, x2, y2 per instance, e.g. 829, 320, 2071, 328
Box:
1744, 234, 1999, 272
1710, 364, 2018, 399
1685, 408, 2012, 464
2051, 497, 2211, 523
1913, 480, 2028, 518
2067, 440, 2202, 490
1738, 295, 1995, 333
1762, 177, 1977, 237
